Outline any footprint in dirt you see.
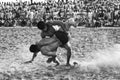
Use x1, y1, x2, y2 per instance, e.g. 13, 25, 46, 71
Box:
47, 62, 79, 71
46, 64, 79, 77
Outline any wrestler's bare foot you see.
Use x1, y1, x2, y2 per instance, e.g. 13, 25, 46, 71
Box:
65, 63, 71, 66
47, 56, 60, 65
53, 58, 60, 66
46, 55, 57, 63
54, 62, 60, 67
46, 57, 53, 63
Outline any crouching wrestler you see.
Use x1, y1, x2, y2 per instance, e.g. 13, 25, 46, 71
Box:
24, 31, 71, 66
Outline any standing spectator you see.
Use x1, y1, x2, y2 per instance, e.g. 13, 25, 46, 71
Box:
27, 9, 34, 27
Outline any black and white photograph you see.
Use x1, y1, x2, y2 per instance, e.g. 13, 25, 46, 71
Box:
1, 0, 120, 80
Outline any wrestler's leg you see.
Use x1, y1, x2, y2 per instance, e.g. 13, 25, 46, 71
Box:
40, 41, 60, 56
36, 37, 57, 47
61, 44, 71, 66
40, 41, 60, 65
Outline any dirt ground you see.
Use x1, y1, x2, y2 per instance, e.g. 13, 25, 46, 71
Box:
0, 27, 120, 80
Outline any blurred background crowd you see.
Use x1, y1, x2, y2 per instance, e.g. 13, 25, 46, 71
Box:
0, 0, 120, 27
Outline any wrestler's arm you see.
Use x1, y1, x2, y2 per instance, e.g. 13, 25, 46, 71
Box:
41, 31, 46, 38
24, 52, 38, 63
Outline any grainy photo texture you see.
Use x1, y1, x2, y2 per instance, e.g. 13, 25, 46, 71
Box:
1, 0, 120, 80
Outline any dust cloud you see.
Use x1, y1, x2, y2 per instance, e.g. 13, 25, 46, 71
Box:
78, 44, 120, 71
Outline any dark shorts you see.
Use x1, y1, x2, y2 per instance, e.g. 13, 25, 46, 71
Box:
55, 31, 69, 46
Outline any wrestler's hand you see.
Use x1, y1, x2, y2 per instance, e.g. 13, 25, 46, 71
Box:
24, 60, 32, 64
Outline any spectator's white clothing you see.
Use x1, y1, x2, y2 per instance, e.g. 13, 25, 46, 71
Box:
30, 11, 34, 20
88, 11, 93, 23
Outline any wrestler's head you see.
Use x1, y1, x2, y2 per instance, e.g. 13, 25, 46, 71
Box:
29, 44, 39, 53
37, 21, 47, 31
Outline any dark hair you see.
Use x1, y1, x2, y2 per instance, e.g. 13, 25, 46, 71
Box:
29, 44, 39, 53
37, 21, 46, 30
55, 31, 69, 45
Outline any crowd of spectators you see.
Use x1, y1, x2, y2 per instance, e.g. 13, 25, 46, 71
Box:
0, 0, 120, 27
